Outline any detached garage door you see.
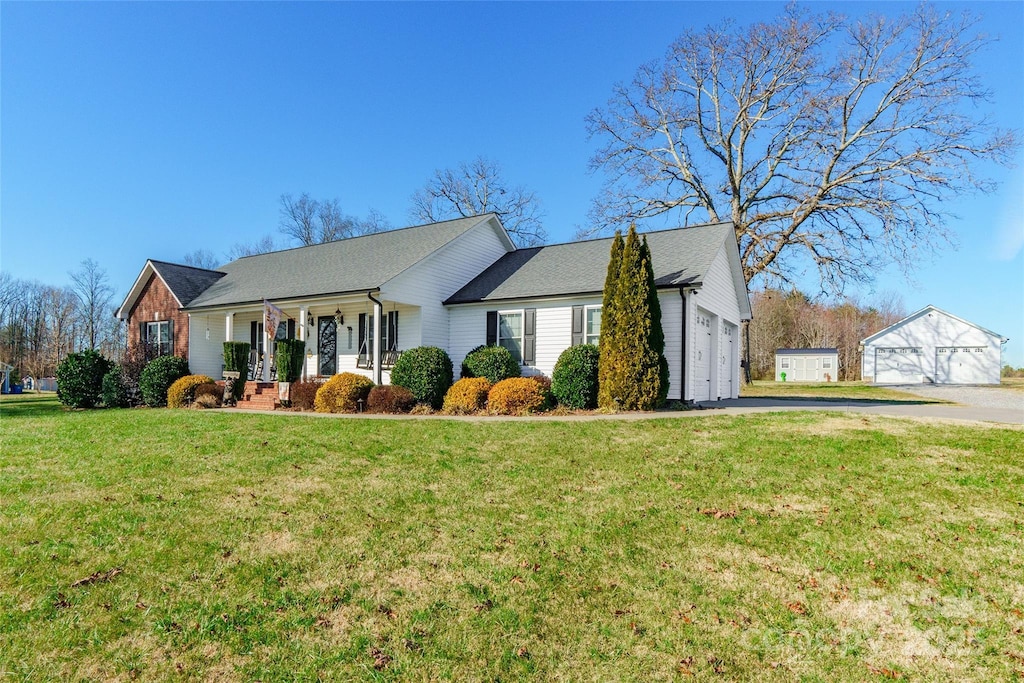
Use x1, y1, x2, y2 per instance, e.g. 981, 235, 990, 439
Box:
935, 347, 989, 384
874, 348, 925, 384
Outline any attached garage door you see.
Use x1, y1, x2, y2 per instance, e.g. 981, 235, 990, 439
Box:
874, 347, 925, 384
721, 323, 737, 398
935, 347, 989, 384
693, 310, 712, 401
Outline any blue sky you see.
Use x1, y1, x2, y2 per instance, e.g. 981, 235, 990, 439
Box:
2, 1, 1022, 365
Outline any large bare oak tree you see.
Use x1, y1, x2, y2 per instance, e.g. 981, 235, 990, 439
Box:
410, 156, 547, 247
585, 4, 1017, 292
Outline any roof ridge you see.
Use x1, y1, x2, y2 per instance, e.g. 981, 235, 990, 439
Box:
150, 259, 225, 274
520, 220, 734, 250
230, 213, 496, 262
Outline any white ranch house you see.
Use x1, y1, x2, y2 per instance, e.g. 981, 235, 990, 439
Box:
118, 214, 751, 406
861, 305, 1008, 385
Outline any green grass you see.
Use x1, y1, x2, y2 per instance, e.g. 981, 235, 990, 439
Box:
2, 395, 1022, 681
740, 381, 945, 403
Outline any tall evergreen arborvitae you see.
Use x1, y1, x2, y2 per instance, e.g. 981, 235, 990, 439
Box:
599, 225, 666, 410
597, 231, 624, 409
642, 236, 670, 406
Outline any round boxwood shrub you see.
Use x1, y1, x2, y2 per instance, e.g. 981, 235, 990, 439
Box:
390, 346, 453, 409
56, 350, 113, 409
488, 377, 549, 415
314, 373, 374, 413
442, 377, 491, 414
366, 385, 416, 414
139, 355, 191, 407
101, 367, 130, 409
461, 345, 520, 385
552, 344, 600, 410
459, 344, 486, 378
167, 374, 216, 408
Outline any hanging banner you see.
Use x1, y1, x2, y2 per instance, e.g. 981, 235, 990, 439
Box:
264, 299, 285, 339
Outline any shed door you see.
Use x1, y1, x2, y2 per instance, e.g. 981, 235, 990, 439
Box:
935, 347, 988, 384
693, 310, 712, 401
874, 348, 924, 384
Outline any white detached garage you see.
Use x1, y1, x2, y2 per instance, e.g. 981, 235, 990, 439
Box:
861, 305, 1008, 385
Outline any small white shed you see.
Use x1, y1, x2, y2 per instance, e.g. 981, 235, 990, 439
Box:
775, 348, 839, 382
861, 305, 1007, 385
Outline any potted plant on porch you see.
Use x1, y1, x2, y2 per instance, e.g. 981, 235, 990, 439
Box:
276, 339, 306, 405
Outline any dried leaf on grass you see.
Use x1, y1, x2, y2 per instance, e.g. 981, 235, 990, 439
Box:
699, 508, 738, 519
70, 567, 123, 588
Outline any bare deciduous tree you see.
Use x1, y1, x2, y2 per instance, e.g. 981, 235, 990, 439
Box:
183, 249, 221, 270
410, 157, 547, 247
585, 4, 1017, 293
226, 235, 277, 261
278, 193, 392, 246
69, 258, 114, 351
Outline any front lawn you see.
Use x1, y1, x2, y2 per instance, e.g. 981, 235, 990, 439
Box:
1, 396, 1021, 680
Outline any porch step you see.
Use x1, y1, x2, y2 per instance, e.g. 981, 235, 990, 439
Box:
235, 381, 280, 411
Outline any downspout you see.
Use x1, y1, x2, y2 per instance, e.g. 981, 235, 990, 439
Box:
679, 288, 687, 404
367, 291, 383, 385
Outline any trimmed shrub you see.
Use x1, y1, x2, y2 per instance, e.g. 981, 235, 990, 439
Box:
488, 377, 549, 415
101, 367, 131, 409
117, 343, 149, 407
194, 382, 222, 407
367, 385, 416, 414
56, 350, 112, 409
192, 393, 221, 409
168, 374, 216, 408
276, 339, 306, 382
442, 377, 491, 414
289, 378, 322, 411
462, 345, 520, 385
459, 345, 486, 378
223, 341, 251, 402
314, 373, 374, 413
529, 374, 555, 411
390, 346, 453, 409
552, 344, 600, 409
139, 355, 190, 407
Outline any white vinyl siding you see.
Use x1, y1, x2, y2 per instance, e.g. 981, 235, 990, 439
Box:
187, 314, 226, 378
383, 217, 512, 350
862, 307, 1003, 385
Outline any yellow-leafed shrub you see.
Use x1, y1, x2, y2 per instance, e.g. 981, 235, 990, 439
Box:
167, 374, 216, 408
314, 373, 374, 413
488, 377, 549, 415
442, 377, 491, 414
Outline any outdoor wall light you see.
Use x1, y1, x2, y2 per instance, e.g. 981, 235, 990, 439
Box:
334, 309, 344, 326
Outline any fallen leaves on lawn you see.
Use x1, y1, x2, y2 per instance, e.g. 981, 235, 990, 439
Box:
370, 647, 391, 670
699, 508, 738, 519
786, 601, 807, 615
867, 664, 904, 679
70, 567, 123, 588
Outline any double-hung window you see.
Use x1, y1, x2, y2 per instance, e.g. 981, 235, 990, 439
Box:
585, 306, 601, 345
144, 321, 172, 356
498, 311, 523, 364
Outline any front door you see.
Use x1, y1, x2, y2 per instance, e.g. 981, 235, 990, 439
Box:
318, 317, 337, 376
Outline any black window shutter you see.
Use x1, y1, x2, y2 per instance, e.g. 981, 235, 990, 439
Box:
523, 308, 536, 365
358, 313, 366, 355
388, 311, 398, 350
167, 319, 174, 355
287, 319, 295, 339
486, 311, 498, 346
571, 305, 584, 346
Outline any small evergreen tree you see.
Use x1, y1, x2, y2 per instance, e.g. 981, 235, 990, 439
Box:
642, 236, 670, 406
597, 231, 624, 409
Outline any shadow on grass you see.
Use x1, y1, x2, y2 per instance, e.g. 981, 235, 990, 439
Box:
0, 394, 68, 418
705, 396, 945, 409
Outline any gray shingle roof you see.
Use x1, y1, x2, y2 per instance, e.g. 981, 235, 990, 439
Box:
149, 261, 226, 307
186, 215, 495, 309
776, 348, 838, 355
445, 221, 734, 304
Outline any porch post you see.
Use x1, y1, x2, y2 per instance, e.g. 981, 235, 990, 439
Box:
298, 306, 308, 381
225, 313, 233, 343
372, 297, 383, 385
263, 325, 271, 382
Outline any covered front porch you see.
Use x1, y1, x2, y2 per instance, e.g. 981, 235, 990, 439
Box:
187, 292, 420, 386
